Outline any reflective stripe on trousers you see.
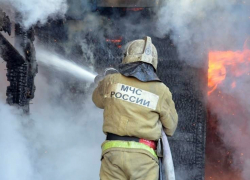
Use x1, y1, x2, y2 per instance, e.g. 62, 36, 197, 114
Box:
102, 140, 157, 158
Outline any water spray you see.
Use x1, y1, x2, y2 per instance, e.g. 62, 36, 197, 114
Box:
36, 48, 97, 82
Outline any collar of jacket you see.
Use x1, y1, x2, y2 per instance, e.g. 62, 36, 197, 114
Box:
119, 62, 161, 82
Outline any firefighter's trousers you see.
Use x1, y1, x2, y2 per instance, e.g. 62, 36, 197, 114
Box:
100, 150, 159, 180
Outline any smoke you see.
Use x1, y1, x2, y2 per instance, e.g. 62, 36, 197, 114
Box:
156, 0, 250, 66
0, 30, 14, 100
0, 0, 68, 28
0, 47, 104, 180
0, 105, 34, 180
208, 74, 250, 179
156, 0, 250, 179
66, 0, 92, 19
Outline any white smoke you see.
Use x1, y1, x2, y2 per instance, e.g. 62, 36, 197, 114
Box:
0, 48, 105, 180
156, 1, 250, 179
0, 0, 68, 28
0, 105, 34, 180
156, 0, 250, 66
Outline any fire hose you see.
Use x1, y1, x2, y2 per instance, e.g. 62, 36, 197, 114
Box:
158, 130, 175, 180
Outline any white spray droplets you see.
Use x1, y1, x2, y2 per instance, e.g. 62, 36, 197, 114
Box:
36, 48, 97, 82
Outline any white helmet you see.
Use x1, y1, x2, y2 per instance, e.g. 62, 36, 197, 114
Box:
122, 36, 158, 71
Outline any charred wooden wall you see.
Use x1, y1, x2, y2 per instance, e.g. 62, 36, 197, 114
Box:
0, 10, 38, 113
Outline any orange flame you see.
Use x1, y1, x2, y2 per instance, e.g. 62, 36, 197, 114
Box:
127, 8, 144, 11
208, 40, 250, 95
106, 39, 122, 43
106, 37, 122, 43
106, 37, 123, 48
206, 39, 250, 180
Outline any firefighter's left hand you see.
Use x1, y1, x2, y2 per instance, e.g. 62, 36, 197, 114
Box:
94, 74, 104, 84
104, 67, 119, 76
94, 67, 119, 84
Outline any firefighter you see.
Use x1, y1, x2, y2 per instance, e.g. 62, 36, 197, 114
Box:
92, 36, 178, 180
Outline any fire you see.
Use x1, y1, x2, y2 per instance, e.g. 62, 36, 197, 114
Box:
126, 8, 144, 11
106, 37, 122, 48
208, 40, 250, 95
106, 38, 122, 43
206, 39, 250, 180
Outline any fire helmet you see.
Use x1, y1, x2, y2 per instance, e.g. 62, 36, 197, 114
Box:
122, 36, 158, 71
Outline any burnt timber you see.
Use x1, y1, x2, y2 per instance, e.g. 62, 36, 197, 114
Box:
0, 9, 38, 113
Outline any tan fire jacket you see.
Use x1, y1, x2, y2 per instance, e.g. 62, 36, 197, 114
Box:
92, 73, 178, 140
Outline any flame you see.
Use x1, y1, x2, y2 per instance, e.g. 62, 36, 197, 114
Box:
106, 37, 122, 48
206, 39, 250, 180
208, 40, 250, 95
126, 8, 144, 11
106, 39, 122, 43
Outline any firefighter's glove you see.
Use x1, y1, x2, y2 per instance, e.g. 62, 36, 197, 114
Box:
104, 67, 119, 76
94, 67, 119, 84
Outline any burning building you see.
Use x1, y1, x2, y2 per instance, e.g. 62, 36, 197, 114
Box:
0, 0, 249, 180
206, 40, 250, 180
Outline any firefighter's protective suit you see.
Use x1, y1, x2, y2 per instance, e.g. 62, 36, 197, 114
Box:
92, 36, 178, 180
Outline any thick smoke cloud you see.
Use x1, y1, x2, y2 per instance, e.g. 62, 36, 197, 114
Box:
156, 0, 250, 66
156, 0, 250, 179
0, 0, 68, 28
156, 1, 250, 179
0, 49, 104, 180
0, 105, 33, 180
